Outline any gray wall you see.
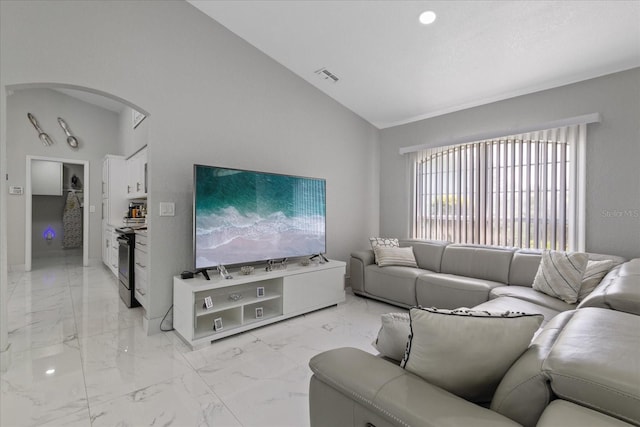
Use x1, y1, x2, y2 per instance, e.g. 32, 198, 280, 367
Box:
0, 1, 380, 331
6, 88, 120, 265
379, 68, 640, 259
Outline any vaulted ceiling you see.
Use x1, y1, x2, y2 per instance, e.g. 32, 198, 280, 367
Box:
189, 0, 640, 129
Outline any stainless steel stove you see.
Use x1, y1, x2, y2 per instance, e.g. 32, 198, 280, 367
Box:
116, 228, 140, 308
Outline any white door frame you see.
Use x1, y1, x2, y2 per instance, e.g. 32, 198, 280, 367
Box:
25, 155, 89, 271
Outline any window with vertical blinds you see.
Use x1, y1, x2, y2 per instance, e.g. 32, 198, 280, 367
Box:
410, 125, 585, 251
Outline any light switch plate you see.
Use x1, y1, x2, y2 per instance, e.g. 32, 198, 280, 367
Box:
89, 205, 96, 213
159, 202, 175, 217
9, 186, 23, 195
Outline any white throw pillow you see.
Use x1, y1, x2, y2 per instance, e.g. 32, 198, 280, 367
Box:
401, 307, 543, 403
372, 312, 411, 362
373, 246, 418, 268
578, 259, 613, 301
369, 237, 400, 264
532, 250, 589, 304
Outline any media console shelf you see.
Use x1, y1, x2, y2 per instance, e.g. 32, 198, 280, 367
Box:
173, 260, 346, 349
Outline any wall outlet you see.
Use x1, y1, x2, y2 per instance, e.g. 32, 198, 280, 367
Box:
159, 202, 175, 217
89, 205, 96, 213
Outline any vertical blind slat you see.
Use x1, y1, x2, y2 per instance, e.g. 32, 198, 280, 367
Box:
550, 133, 558, 249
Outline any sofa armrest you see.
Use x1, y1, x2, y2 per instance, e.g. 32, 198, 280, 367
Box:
350, 250, 375, 293
309, 347, 522, 427
578, 260, 640, 315
351, 250, 375, 265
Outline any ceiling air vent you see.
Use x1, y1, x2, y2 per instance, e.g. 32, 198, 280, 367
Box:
314, 67, 339, 83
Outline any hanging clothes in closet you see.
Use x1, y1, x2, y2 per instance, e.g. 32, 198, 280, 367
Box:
62, 190, 83, 248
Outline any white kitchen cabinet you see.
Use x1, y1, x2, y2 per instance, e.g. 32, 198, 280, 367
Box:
126, 146, 147, 199
32, 160, 62, 196
102, 224, 119, 277
134, 231, 149, 309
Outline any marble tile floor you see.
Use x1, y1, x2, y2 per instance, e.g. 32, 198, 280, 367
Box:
1, 252, 401, 427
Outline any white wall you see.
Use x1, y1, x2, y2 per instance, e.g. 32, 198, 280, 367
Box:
0, 1, 380, 332
5, 88, 120, 265
118, 105, 149, 157
379, 68, 640, 259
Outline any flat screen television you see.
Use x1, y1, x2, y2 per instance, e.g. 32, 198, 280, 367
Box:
194, 164, 326, 270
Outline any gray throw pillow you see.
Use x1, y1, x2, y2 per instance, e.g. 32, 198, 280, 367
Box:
401, 307, 543, 403
372, 312, 410, 362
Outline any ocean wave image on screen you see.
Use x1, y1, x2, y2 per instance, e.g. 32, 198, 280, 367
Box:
195, 167, 326, 268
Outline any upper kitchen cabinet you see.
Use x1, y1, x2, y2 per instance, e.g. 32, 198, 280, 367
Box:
126, 146, 147, 199
32, 160, 63, 196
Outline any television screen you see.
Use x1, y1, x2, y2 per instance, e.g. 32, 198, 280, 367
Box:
194, 165, 326, 269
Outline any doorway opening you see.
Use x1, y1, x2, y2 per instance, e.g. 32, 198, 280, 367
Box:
25, 156, 90, 271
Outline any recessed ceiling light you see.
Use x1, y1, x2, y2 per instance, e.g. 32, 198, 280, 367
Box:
45, 368, 55, 375
419, 11, 437, 25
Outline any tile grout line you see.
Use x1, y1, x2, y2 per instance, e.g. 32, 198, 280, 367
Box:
66, 259, 94, 426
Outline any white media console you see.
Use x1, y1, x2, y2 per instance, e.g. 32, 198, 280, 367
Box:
173, 260, 346, 349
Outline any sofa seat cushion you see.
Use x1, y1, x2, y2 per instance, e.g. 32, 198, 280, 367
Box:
364, 264, 425, 306
490, 286, 577, 312
543, 308, 640, 425
416, 273, 503, 309
473, 296, 561, 326
537, 400, 635, 427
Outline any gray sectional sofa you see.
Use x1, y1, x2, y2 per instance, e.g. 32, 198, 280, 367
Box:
350, 239, 628, 324
309, 240, 640, 427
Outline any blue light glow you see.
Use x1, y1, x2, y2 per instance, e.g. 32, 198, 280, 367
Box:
43, 227, 56, 240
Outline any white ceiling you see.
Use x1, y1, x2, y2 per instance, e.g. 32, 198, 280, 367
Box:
189, 0, 640, 129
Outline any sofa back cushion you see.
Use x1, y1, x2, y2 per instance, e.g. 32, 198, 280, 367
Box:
399, 239, 448, 272
440, 244, 515, 283
509, 250, 543, 287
